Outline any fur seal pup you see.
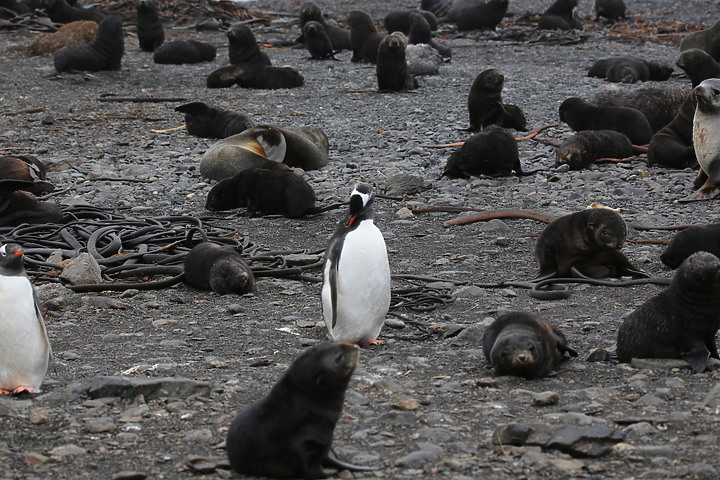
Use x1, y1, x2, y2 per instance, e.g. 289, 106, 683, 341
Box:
534, 207, 646, 280
384, 9, 437, 34
680, 18, 720, 63
661, 225, 720, 269
407, 11, 450, 59
0, 243, 51, 394
594, 0, 626, 22
41, 0, 104, 23
677, 48, 720, 88
592, 86, 689, 132
206, 63, 304, 89
174, 102, 253, 139
298, 2, 351, 52
303, 21, 336, 60
183, 242, 254, 295
227, 24, 271, 65
587, 56, 673, 83
348, 10, 382, 63
538, 0, 582, 30
456, 0, 508, 31
558, 97, 653, 145
322, 184, 390, 345
616, 251, 720, 372
683, 78, 720, 200
27, 20, 97, 56
153, 39, 215, 64
467, 68, 527, 132
376, 33, 417, 92
136, 0, 163, 52
0, 156, 53, 195
0, 190, 64, 227
226, 342, 375, 478
205, 167, 317, 219
482, 312, 577, 379
555, 130, 633, 170
54, 15, 123, 72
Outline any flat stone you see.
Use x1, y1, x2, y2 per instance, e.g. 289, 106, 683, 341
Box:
59, 252, 103, 285
492, 423, 532, 446
84, 417, 117, 433
24, 452, 49, 466
87, 376, 212, 401
533, 391, 560, 406
48, 444, 87, 457
451, 285, 486, 299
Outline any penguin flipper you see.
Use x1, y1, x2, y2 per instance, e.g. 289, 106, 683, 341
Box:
325, 236, 345, 329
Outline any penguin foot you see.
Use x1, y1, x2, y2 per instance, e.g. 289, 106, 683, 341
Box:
679, 185, 720, 202
364, 339, 385, 346
0, 388, 12, 395
11, 386, 36, 395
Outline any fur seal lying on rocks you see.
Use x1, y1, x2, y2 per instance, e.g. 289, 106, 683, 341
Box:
228, 24, 271, 65
206, 64, 304, 89
467, 68, 527, 132
136, 0, 163, 52
348, 10, 382, 63
153, 39, 216, 64
298, 2, 351, 51
27, 20, 97, 56
175, 102, 253, 139
0, 190, 63, 227
226, 342, 376, 478
555, 130, 633, 170
559, 97, 653, 145
592, 86, 689, 132
683, 78, 720, 200
680, 18, 720, 62
456, 0, 507, 31
384, 9, 437, 33
303, 21, 336, 60
54, 15, 123, 72
41, 0, 104, 23
183, 242, 254, 295
482, 312, 578, 379
616, 251, 720, 373
587, 56, 673, 83
376, 33, 417, 92
661, 224, 720, 269
538, 0, 582, 30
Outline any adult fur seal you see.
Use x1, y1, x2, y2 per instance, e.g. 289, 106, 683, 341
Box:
661, 224, 720, 269
376, 33, 417, 92
183, 242, 254, 295
555, 130, 633, 170
680, 18, 720, 62
384, 9, 437, 33
558, 97, 653, 145
592, 86, 689, 132
136, 0, 163, 52
683, 78, 720, 200
153, 39, 215, 64
348, 10, 382, 63
303, 21, 336, 60
0, 156, 53, 195
27, 20, 98, 56
228, 24, 271, 65
41, 0, 104, 23
467, 68, 527, 132
587, 56, 673, 83
298, 2, 351, 51
456, 0, 508, 31
206, 64, 304, 89
534, 208, 646, 280
482, 312, 577, 379
616, 251, 720, 373
407, 11, 450, 59
538, 0, 582, 30
174, 102, 253, 139
205, 167, 317, 219
594, 0, 626, 21
54, 15, 123, 72
226, 342, 375, 478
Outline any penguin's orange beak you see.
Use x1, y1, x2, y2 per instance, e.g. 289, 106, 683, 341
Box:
347, 215, 357, 226
14, 250, 23, 256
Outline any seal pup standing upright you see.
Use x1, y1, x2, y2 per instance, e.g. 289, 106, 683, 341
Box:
54, 15, 124, 72
376, 33, 417, 92
616, 251, 720, 372
467, 68, 527, 132
298, 2, 352, 51
0, 243, 51, 394
322, 184, 391, 345
227, 24, 271, 65
407, 11, 450, 59
348, 10, 383, 63
136, 0, 163, 52
683, 78, 720, 200
303, 21, 336, 60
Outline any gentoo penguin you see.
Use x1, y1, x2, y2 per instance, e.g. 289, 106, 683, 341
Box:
322, 184, 391, 345
0, 243, 50, 394
684, 78, 720, 200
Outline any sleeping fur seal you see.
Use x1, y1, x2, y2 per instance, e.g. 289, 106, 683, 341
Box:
661, 224, 720, 269
467, 68, 527, 132
206, 63, 304, 89
555, 130, 633, 170
558, 97, 653, 145
183, 243, 254, 295
587, 56, 673, 83
616, 251, 720, 373
54, 15, 123, 72
348, 10, 383, 63
136, 0, 163, 52
227, 24, 271, 65
538, 0, 582, 30
153, 39, 216, 64
592, 86, 689, 132
0, 156, 53, 195
174, 102, 253, 139
0, 190, 63, 227
482, 312, 578, 379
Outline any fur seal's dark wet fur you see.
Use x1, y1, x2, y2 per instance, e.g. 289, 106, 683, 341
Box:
467, 68, 527, 132
0, 191, 63, 227
456, 0, 508, 31
174, 102, 253, 139
661, 225, 720, 269
153, 39, 215, 64
228, 24, 271, 65
207, 64, 304, 89
205, 167, 317, 218
303, 21, 335, 60
555, 130, 633, 170
183, 243, 254, 295
0, 156, 53, 195
298, 2, 351, 52
348, 10, 382, 63
680, 18, 720, 63
534, 208, 645, 280
558, 97, 653, 145
482, 312, 577, 379
53, 15, 123, 72
376, 34, 417, 92
538, 0, 582, 30
407, 11, 450, 59
588, 56, 673, 83
41, 0, 104, 23
616, 251, 720, 373
592, 86, 689, 132
384, 9, 437, 34
226, 342, 375, 478
136, 0, 163, 52
594, 0, 626, 21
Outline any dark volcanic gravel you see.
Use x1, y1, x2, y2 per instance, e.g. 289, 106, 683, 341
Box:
2, 0, 720, 479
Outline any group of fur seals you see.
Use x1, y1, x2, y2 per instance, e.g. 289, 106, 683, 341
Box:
455, 0, 508, 31
376, 33, 417, 92
661, 224, 720, 269
348, 10, 383, 63
538, 0, 582, 31
174, 102, 253, 139
54, 15, 123, 72
322, 184, 390, 345
558, 97, 653, 145
683, 78, 720, 200
226, 342, 375, 478
136, 0, 163, 52
183, 242, 254, 295
594, 0, 626, 22
206, 64, 304, 89
592, 86, 688, 132
41, 0, 104, 23
588, 56, 673, 84
483, 312, 577, 379
298, 2, 351, 51
555, 130, 633, 170
227, 24, 271, 65
680, 17, 720, 62
27, 20, 98, 56
467, 68, 527, 132
616, 252, 720, 372
153, 39, 216, 64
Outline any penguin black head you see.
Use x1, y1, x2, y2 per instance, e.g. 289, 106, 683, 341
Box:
346, 183, 375, 226
0, 243, 26, 276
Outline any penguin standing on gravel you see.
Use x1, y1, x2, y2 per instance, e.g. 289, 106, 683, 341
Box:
322, 183, 391, 345
0, 243, 50, 394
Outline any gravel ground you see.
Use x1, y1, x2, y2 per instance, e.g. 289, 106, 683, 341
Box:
2, 0, 720, 479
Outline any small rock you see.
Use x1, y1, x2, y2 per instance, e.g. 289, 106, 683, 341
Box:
478, 219, 512, 234
392, 398, 419, 411
384, 318, 406, 329
533, 391, 560, 406
87, 376, 212, 401
451, 285, 486, 299
227, 304, 244, 314
492, 423, 531, 446
395, 207, 415, 219
586, 348, 610, 362
24, 452, 49, 466
184, 428, 214, 443
84, 417, 117, 433
48, 444, 87, 457
59, 252, 102, 285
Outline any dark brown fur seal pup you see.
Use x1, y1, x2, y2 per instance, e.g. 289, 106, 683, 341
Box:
594, 0, 626, 22
348, 10, 382, 63
587, 56, 673, 83
27, 20, 97, 56
54, 15, 123, 72
616, 251, 720, 373
174, 102, 253, 139
456, 0, 508, 31
226, 342, 376, 478
676, 49, 720, 88
683, 78, 720, 200
482, 312, 578, 379
183, 243, 254, 295
205, 167, 316, 218
303, 21, 336, 60
407, 11, 450, 59
534, 208, 645, 280
680, 18, 720, 62
153, 39, 215, 64
538, 0, 582, 30
384, 9, 437, 33
0, 156, 53, 195
41, 0, 104, 23
0, 191, 63, 227
558, 97, 653, 145
206, 64, 304, 89
227, 24, 271, 65
298, 2, 351, 52
661, 225, 720, 269
555, 130, 633, 170
592, 86, 689, 132
467, 68, 527, 132
136, 0, 163, 52
376, 34, 417, 92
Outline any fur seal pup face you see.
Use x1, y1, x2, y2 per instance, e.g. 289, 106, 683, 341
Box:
348, 10, 382, 63
442, 125, 523, 178
54, 15, 124, 72
303, 21, 335, 60
174, 101, 253, 139
617, 251, 720, 372
676, 49, 720, 88
227, 24, 271, 65
226, 342, 374, 478
136, 0, 163, 52
482, 312, 577, 379
183, 243, 254, 295
153, 39, 216, 64
661, 224, 720, 269
555, 130, 633, 170
376, 33, 417, 92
